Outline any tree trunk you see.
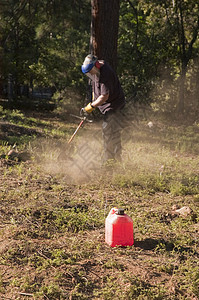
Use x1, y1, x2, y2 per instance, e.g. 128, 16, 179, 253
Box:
178, 64, 186, 114
177, 0, 186, 114
90, 0, 120, 71
177, 0, 199, 114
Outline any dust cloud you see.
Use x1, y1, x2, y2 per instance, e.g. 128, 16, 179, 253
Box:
33, 131, 104, 184
32, 114, 167, 185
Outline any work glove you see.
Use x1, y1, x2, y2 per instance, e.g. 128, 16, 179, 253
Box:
80, 102, 94, 115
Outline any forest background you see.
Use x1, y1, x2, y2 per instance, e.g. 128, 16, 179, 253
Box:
0, 0, 199, 118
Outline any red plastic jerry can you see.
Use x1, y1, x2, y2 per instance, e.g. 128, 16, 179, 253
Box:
105, 208, 134, 247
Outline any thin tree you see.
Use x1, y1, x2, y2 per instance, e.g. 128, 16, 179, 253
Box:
176, 0, 199, 113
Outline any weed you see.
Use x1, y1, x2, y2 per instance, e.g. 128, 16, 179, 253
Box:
37, 284, 61, 299
173, 258, 199, 298
93, 275, 121, 299
126, 275, 166, 299
104, 258, 126, 271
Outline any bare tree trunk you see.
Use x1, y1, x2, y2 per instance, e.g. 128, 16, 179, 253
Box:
178, 64, 186, 113
195, 61, 199, 114
177, 0, 186, 114
90, 0, 120, 71
177, 0, 199, 114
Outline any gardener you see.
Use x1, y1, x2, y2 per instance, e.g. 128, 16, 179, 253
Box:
81, 54, 125, 164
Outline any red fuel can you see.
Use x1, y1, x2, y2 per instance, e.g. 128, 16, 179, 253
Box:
105, 208, 134, 247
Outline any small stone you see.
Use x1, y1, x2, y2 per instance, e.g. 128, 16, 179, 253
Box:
147, 121, 153, 128
175, 206, 192, 217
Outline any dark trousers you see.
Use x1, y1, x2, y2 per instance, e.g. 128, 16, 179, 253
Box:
102, 110, 123, 162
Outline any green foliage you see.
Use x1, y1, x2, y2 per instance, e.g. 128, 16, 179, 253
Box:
53, 207, 103, 233
0, 0, 199, 116
118, 0, 199, 115
0, 0, 90, 96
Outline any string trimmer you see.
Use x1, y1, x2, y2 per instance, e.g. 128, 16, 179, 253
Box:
58, 114, 92, 161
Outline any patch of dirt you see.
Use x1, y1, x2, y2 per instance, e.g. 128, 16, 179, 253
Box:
0, 121, 42, 140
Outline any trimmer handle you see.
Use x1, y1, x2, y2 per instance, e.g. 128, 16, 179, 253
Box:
67, 117, 86, 144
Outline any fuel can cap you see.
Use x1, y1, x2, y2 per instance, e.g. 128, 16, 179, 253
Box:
117, 208, 125, 215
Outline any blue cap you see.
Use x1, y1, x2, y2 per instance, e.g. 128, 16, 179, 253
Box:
81, 54, 98, 74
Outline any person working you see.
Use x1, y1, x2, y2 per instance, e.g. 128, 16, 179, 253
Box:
81, 54, 125, 164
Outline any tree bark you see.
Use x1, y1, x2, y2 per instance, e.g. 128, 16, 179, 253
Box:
90, 0, 120, 71
177, 0, 199, 114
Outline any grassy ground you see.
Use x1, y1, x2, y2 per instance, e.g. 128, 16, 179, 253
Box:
0, 106, 198, 299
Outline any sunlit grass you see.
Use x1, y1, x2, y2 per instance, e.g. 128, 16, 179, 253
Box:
0, 108, 198, 299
